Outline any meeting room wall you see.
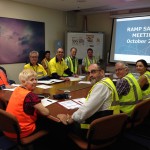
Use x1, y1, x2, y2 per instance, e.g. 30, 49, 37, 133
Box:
85, 9, 150, 72
1, 1, 147, 83
84, 13, 113, 70
0, 0, 78, 83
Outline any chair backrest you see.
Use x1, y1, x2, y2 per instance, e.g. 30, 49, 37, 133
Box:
86, 113, 128, 149
128, 99, 150, 128
0, 100, 7, 110
0, 109, 49, 147
0, 109, 21, 143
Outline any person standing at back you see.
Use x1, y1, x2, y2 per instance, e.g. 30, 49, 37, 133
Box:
136, 59, 150, 100
24, 51, 49, 80
65, 47, 79, 76
41, 50, 51, 76
81, 48, 98, 74
115, 61, 142, 116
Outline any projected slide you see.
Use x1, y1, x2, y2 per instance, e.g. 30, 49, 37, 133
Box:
110, 16, 150, 64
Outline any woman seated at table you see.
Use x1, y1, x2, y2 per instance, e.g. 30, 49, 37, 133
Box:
0, 69, 12, 89
4, 69, 50, 139
136, 59, 150, 100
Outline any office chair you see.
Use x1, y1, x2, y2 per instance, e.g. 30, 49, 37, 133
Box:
123, 99, 150, 149
0, 100, 6, 110
126, 99, 150, 129
0, 109, 49, 150
68, 113, 128, 150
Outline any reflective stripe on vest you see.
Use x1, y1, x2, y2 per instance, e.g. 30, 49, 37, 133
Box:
119, 76, 139, 105
80, 124, 90, 129
102, 80, 120, 106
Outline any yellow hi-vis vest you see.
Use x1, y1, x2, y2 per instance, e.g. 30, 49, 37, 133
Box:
140, 71, 150, 100
41, 58, 51, 76
120, 73, 142, 116
84, 56, 97, 72
64, 56, 78, 77
81, 77, 120, 129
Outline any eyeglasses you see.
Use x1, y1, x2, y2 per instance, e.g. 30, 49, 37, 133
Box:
30, 56, 38, 58
115, 68, 125, 72
87, 70, 100, 75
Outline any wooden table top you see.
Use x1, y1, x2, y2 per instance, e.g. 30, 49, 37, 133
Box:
0, 79, 92, 122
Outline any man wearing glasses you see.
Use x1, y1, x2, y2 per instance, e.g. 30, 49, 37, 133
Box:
115, 61, 142, 116
24, 51, 49, 80
57, 63, 120, 139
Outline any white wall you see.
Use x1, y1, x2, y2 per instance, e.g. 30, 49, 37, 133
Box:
1, 1, 146, 82
0, 0, 67, 83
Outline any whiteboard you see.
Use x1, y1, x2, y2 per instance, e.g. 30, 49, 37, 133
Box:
66, 32, 104, 60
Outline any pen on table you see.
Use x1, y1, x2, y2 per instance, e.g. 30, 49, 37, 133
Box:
47, 100, 52, 102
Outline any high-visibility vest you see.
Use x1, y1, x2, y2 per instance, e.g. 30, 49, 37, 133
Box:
119, 73, 142, 116
65, 56, 78, 74
140, 71, 150, 100
84, 56, 97, 72
4, 87, 37, 138
81, 77, 120, 129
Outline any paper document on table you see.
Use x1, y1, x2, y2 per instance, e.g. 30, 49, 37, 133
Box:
11, 84, 20, 87
78, 81, 91, 84
68, 77, 81, 81
37, 79, 64, 84
72, 98, 86, 105
79, 76, 86, 79
68, 76, 86, 81
41, 98, 57, 107
58, 100, 81, 109
3, 87, 16, 91
36, 84, 52, 89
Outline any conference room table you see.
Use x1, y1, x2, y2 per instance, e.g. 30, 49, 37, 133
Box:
0, 77, 92, 122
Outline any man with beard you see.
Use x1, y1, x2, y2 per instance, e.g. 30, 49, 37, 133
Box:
57, 63, 120, 139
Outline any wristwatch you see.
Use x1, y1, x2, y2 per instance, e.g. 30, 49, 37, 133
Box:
66, 118, 70, 124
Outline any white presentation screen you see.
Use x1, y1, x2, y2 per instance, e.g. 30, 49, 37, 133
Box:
110, 16, 150, 64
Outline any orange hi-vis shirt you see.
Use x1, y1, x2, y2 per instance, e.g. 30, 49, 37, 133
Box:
0, 70, 9, 86
5, 87, 37, 138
